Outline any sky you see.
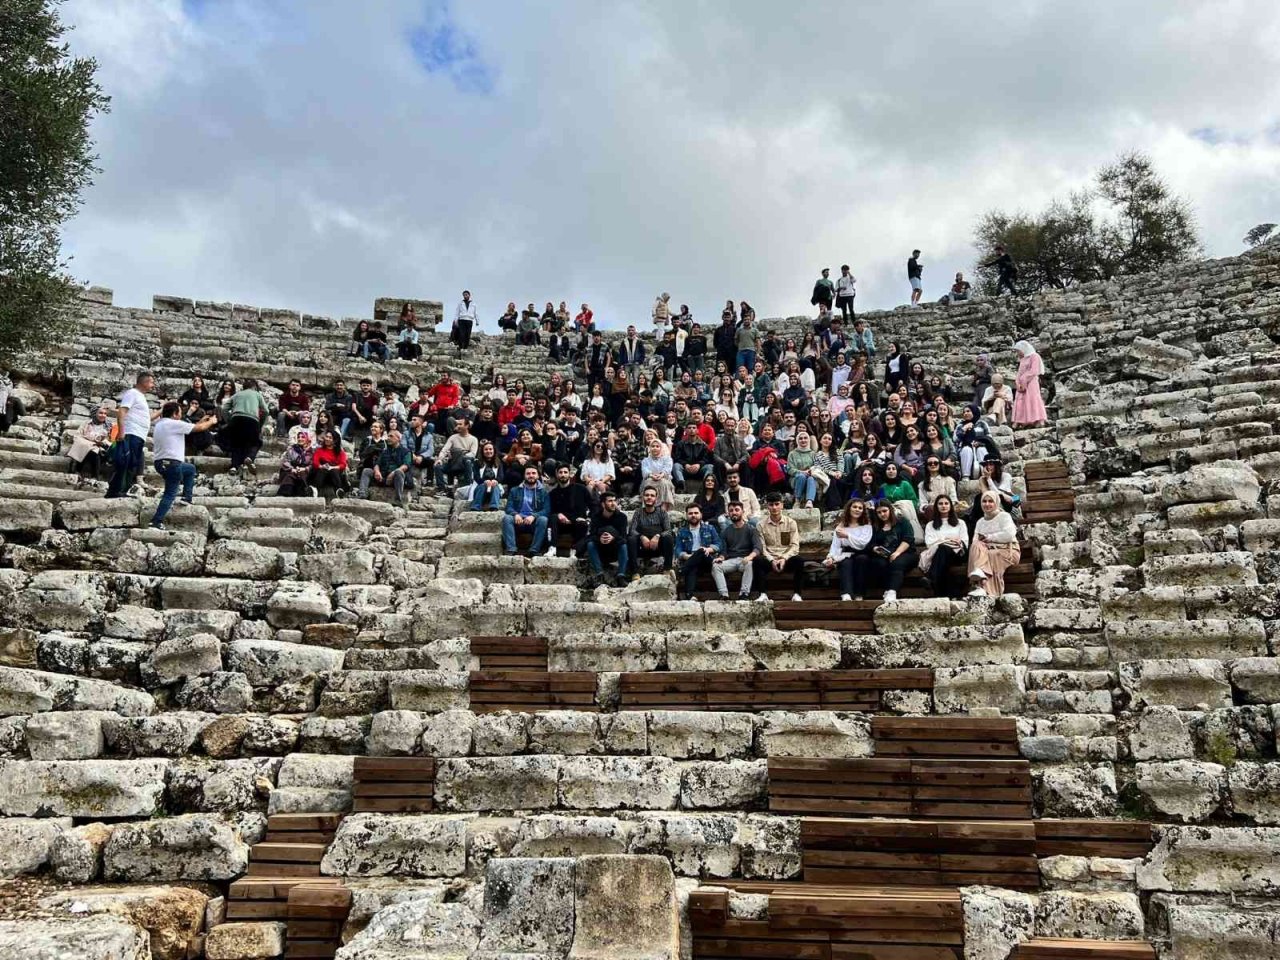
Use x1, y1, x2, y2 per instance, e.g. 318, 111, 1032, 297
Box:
59, 0, 1280, 330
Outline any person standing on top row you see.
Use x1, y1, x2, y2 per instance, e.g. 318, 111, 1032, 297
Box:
811, 267, 835, 313
908, 249, 923, 307
983, 244, 1019, 296
451, 290, 477, 350
835, 264, 857, 321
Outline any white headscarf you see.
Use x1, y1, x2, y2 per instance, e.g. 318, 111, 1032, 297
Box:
1014, 340, 1037, 357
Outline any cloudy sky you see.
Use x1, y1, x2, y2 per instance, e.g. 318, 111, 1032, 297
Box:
60, 0, 1280, 329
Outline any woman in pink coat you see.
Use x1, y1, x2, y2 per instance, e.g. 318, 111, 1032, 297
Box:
1012, 340, 1047, 427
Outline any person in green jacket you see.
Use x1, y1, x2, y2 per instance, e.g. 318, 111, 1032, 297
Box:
877, 460, 924, 544
223, 378, 270, 474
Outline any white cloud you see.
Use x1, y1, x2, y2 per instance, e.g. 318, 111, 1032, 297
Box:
59, 0, 1280, 328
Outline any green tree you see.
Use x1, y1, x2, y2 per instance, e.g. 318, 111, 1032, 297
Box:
0, 0, 109, 367
1244, 223, 1277, 247
972, 152, 1199, 294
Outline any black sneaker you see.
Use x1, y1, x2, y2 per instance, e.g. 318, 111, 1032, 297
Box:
615, 575, 629, 588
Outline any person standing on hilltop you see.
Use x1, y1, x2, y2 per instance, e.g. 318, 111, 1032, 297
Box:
835, 264, 857, 321
908, 250, 923, 307
811, 267, 835, 312
983, 244, 1020, 296
652, 292, 672, 331
451, 289, 477, 350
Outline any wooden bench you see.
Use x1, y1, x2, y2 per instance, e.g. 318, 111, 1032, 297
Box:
871, 717, 1020, 759
470, 635, 549, 671
1033, 820, 1156, 859
690, 882, 964, 960
617, 669, 934, 712
800, 818, 1040, 889
285, 883, 352, 960
353, 756, 436, 813
468, 669, 598, 713
1013, 940, 1156, 959
769, 758, 1033, 820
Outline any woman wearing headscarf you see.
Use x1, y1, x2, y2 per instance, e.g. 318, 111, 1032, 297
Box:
982, 373, 1014, 425
968, 491, 1021, 596
1012, 340, 1048, 427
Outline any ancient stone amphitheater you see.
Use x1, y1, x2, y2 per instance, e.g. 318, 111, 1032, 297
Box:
1, 242, 1279, 960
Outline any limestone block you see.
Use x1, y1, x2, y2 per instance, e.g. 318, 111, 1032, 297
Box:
1232, 658, 1280, 705
757, 711, 873, 758
845, 623, 1027, 669
511, 815, 633, 858
298, 549, 377, 586
204, 922, 285, 960
166, 757, 278, 813
747, 629, 842, 670
175, 672, 255, 714
366, 710, 426, 756
339, 877, 447, 941
1167, 499, 1262, 528
0, 499, 51, 534
320, 813, 466, 877
646, 711, 753, 759
333, 584, 394, 616
559, 756, 680, 810
145, 633, 223, 684
549, 632, 665, 672
933, 665, 1026, 714
298, 715, 367, 754
387, 670, 468, 712
1036, 764, 1117, 818
570, 855, 678, 960
526, 711, 611, 755
961, 887, 1037, 960
102, 814, 250, 881
872, 598, 971, 634
471, 712, 530, 755
1136, 760, 1225, 822
1158, 462, 1261, 506
418, 709, 475, 757
224, 638, 344, 686
525, 601, 624, 637
1138, 826, 1280, 894
17, 571, 107, 631
25, 710, 111, 760
268, 753, 353, 815
1119, 659, 1232, 710
264, 581, 331, 628
681, 759, 768, 808
478, 857, 575, 956
1242, 518, 1280, 552
629, 812, 740, 877
626, 600, 705, 633
1144, 551, 1258, 588
0, 758, 168, 817
1158, 895, 1280, 960
1228, 762, 1280, 824
58, 497, 142, 531
335, 899, 479, 960
166, 608, 240, 641
435, 756, 559, 811
0, 816, 70, 877
103, 713, 210, 757
737, 813, 801, 879
0, 917, 151, 960
1100, 587, 1187, 622
204, 540, 283, 579
50, 822, 114, 883
160, 577, 273, 614
1034, 890, 1144, 940
1129, 706, 1194, 760
699, 599, 773, 632
666, 631, 751, 671
1105, 618, 1266, 661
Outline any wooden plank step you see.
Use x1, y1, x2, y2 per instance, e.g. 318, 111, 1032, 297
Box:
1013, 939, 1156, 959
250, 842, 327, 863
266, 813, 343, 832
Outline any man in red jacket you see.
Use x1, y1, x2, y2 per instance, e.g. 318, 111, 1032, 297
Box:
426, 372, 461, 434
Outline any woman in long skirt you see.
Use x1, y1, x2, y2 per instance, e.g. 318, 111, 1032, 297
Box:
1012, 340, 1047, 427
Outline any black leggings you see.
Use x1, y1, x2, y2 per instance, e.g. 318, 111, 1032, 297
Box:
926, 545, 967, 597
848, 549, 918, 596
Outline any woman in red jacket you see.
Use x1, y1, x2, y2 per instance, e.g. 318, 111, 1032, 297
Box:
309, 430, 350, 501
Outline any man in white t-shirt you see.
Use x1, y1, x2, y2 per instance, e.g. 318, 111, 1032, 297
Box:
106, 371, 160, 499
150, 401, 218, 529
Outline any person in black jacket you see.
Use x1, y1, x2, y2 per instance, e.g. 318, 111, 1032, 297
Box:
684, 323, 707, 375
549, 464, 592, 554
884, 342, 911, 394
714, 316, 738, 371
983, 244, 1019, 295
586, 491, 629, 586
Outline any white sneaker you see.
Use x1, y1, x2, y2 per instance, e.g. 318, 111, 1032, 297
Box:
755, 594, 771, 603
840, 593, 852, 602
852, 595, 863, 601
790, 593, 802, 602
882, 590, 897, 602
174, 499, 191, 509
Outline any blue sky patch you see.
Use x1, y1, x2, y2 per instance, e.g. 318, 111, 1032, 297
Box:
409, 4, 495, 95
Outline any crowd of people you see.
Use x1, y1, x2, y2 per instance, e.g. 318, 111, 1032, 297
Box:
85, 258, 1045, 601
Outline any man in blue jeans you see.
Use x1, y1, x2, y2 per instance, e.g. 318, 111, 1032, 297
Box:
106, 371, 159, 499
586, 491, 630, 588
150, 401, 218, 529
502, 465, 550, 557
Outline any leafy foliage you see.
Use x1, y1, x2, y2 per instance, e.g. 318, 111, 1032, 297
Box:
0, 0, 109, 367
973, 152, 1200, 294
1244, 223, 1278, 247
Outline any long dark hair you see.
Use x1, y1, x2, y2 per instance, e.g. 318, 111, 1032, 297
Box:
930, 494, 961, 529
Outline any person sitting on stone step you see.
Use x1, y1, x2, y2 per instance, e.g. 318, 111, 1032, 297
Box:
626, 486, 674, 579
502, 464, 550, 557
364, 321, 390, 363
406, 414, 435, 489
755, 492, 805, 602
672, 423, 714, 489
823, 498, 873, 602
358, 429, 412, 506
549, 463, 591, 555
585, 491, 629, 587
675, 503, 721, 599
712, 500, 764, 600
434, 416, 478, 491
278, 426, 316, 497
968, 491, 1021, 597
309, 430, 350, 500
396, 308, 422, 361
67, 406, 112, 480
